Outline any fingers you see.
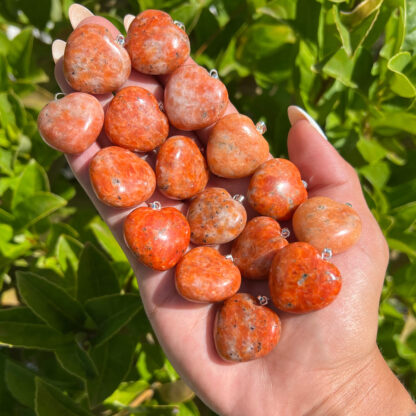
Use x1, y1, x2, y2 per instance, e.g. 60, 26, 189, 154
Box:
287, 114, 389, 288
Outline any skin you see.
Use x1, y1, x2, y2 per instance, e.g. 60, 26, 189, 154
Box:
51, 6, 416, 415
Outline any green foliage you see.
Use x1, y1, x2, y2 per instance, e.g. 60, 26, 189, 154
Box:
0, 0, 415, 414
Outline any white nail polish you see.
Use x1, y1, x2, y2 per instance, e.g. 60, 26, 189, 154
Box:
52, 39, 66, 63
124, 14, 135, 31
287, 106, 328, 141
68, 4, 94, 29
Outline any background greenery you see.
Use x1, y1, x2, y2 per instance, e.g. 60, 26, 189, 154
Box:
0, 0, 415, 414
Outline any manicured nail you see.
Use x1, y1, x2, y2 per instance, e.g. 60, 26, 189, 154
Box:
124, 14, 135, 31
52, 40, 66, 63
68, 4, 94, 29
287, 106, 328, 141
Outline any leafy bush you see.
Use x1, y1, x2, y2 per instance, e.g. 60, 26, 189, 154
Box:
0, 0, 415, 414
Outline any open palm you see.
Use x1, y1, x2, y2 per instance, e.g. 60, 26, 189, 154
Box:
51, 6, 391, 415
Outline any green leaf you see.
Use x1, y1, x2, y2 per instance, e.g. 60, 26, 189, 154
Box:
88, 217, 126, 263
11, 159, 49, 210
236, 22, 295, 65
17, 271, 86, 333
404, 0, 416, 53
55, 342, 98, 380
85, 294, 142, 346
8, 28, 33, 79
333, 5, 380, 57
258, 0, 297, 20
86, 313, 142, 407
13, 192, 66, 230
0, 319, 72, 350
77, 244, 119, 304
387, 52, 416, 98
5, 359, 36, 408
371, 112, 416, 135
360, 161, 390, 188
104, 380, 149, 406
357, 138, 387, 163
158, 380, 194, 404
340, 0, 383, 27
380, 0, 405, 59
55, 234, 83, 281
35, 378, 93, 416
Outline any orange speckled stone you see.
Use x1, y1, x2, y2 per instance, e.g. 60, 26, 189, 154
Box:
105, 86, 169, 152
187, 188, 247, 245
63, 24, 131, 94
126, 10, 190, 75
231, 217, 288, 280
207, 114, 269, 178
293, 197, 362, 254
164, 65, 228, 131
269, 242, 342, 313
37, 93, 103, 154
124, 206, 190, 271
175, 247, 241, 303
90, 146, 155, 208
214, 293, 281, 362
248, 158, 307, 221
156, 136, 209, 200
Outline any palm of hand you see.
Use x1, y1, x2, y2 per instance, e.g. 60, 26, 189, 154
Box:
52, 7, 389, 416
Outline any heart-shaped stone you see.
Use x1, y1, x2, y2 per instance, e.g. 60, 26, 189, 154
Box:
269, 242, 342, 313
124, 206, 190, 271
37, 92, 104, 154
175, 247, 241, 303
248, 158, 307, 221
214, 293, 281, 362
126, 10, 190, 75
187, 188, 247, 245
89, 146, 156, 208
293, 196, 362, 254
105, 86, 169, 152
164, 65, 228, 131
207, 114, 270, 178
231, 216, 288, 280
156, 136, 209, 200
64, 23, 131, 94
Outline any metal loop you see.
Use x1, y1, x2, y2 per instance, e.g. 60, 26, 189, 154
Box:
257, 295, 269, 306
232, 194, 245, 204
54, 92, 65, 100
209, 69, 219, 79
256, 120, 267, 134
321, 248, 333, 261
174, 20, 186, 31
148, 201, 162, 210
115, 34, 125, 46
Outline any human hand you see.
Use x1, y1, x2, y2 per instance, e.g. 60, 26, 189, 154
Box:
50, 5, 416, 415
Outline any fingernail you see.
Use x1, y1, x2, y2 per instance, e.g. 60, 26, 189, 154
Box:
287, 106, 328, 141
68, 4, 94, 29
124, 14, 135, 31
52, 39, 66, 63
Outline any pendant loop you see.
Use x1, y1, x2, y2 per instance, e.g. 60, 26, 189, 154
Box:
148, 201, 162, 211
174, 20, 186, 31
116, 34, 125, 46
321, 247, 332, 260
257, 295, 269, 306
281, 228, 290, 238
209, 69, 219, 79
54, 92, 65, 100
255, 120, 267, 134
232, 194, 245, 204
